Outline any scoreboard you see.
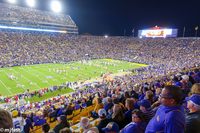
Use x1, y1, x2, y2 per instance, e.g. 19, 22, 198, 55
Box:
138, 27, 178, 38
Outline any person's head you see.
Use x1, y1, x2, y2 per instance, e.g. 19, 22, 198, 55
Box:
187, 94, 200, 113
0, 109, 13, 129
125, 98, 134, 110
132, 109, 145, 123
98, 109, 107, 119
112, 104, 122, 114
145, 90, 154, 101
107, 97, 112, 103
159, 85, 183, 106
80, 117, 90, 129
57, 115, 69, 127
155, 88, 162, 95
102, 122, 119, 133
138, 99, 151, 112
181, 75, 189, 82
42, 123, 50, 133
191, 83, 200, 95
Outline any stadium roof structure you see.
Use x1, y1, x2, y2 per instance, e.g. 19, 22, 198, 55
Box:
0, 3, 78, 34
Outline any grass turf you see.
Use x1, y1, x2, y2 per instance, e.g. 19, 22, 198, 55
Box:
0, 59, 147, 98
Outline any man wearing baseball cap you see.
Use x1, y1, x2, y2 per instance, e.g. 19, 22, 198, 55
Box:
186, 94, 200, 133
138, 99, 155, 123
97, 109, 112, 133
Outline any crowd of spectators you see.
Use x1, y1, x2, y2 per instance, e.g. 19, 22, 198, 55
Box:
0, 28, 200, 132
1, 70, 200, 133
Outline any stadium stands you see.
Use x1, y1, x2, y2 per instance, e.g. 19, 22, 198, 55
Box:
0, 2, 200, 133
0, 3, 78, 34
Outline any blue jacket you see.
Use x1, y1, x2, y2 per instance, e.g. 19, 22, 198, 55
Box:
121, 122, 147, 133
145, 105, 185, 133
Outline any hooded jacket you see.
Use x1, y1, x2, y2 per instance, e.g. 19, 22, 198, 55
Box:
145, 105, 185, 133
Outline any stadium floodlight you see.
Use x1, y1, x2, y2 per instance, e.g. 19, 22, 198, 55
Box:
104, 35, 108, 38
26, 0, 35, 7
51, 0, 62, 13
7, 0, 16, 4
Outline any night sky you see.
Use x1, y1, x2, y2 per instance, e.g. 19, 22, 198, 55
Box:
1, 0, 200, 36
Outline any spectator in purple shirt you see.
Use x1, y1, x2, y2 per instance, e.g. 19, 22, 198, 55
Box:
145, 85, 185, 133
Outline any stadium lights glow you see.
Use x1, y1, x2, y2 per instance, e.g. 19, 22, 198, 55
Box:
0, 25, 67, 33
7, 0, 16, 4
26, 0, 35, 7
51, 0, 62, 13
104, 35, 108, 38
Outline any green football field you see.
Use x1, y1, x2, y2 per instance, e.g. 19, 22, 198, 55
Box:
0, 59, 147, 97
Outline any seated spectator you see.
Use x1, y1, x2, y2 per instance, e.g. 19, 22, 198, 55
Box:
145, 85, 185, 133
138, 99, 155, 123
121, 109, 147, 133
80, 117, 99, 133
33, 111, 46, 126
53, 115, 70, 133
0, 109, 13, 130
96, 109, 112, 133
185, 94, 200, 133
102, 122, 119, 133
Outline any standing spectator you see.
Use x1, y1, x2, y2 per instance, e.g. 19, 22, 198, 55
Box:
112, 104, 125, 130
23, 114, 33, 133
145, 85, 185, 133
185, 94, 200, 133
124, 98, 134, 124
138, 99, 155, 123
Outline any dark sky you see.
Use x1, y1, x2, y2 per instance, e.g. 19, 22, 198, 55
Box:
1, 0, 200, 36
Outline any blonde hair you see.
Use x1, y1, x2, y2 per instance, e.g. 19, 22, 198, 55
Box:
191, 83, 200, 95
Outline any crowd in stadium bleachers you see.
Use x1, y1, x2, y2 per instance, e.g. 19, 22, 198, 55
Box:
0, 28, 200, 132
1, 70, 200, 133
1, 1, 200, 133
0, 3, 76, 27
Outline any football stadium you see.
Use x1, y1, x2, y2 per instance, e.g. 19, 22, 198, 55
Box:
0, 0, 200, 133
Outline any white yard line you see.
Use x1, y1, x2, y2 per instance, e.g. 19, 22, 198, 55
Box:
11, 68, 41, 89
0, 78, 12, 95
21, 66, 52, 86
